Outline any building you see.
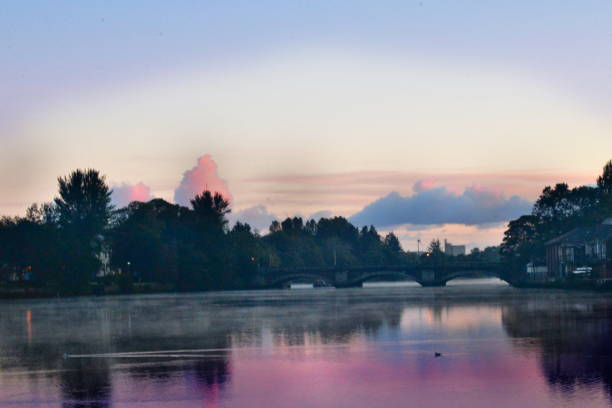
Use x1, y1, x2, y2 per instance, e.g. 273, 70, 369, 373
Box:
525, 262, 548, 281
545, 219, 612, 280
444, 239, 466, 256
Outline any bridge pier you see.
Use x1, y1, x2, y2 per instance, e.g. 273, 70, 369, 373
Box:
334, 271, 348, 286
416, 270, 446, 287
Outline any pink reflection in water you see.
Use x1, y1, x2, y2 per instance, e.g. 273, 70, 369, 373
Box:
2, 294, 612, 408
98, 337, 610, 408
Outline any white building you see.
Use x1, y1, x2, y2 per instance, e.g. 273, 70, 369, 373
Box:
444, 239, 466, 256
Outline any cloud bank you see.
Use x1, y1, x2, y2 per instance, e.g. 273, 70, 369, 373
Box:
111, 182, 152, 208
228, 205, 277, 232
349, 182, 532, 227
174, 155, 231, 206
227, 207, 337, 233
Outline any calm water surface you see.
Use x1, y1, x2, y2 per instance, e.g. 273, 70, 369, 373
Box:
1, 279, 612, 407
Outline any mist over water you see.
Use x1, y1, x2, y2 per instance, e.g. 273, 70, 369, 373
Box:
1, 283, 611, 407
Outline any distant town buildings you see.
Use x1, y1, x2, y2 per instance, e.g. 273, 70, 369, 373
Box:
444, 240, 466, 256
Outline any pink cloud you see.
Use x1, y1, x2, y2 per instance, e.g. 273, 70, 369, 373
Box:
248, 170, 594, 200
413, 179, 436, 193
243, 170, 595, 218
174, 155, 232, 206
111, 182, 152, 208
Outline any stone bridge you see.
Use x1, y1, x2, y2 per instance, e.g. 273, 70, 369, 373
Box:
256, 262, 506, 288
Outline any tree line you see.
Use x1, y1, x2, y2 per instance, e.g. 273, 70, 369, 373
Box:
0, 169, 411, 294
0, 169, 499, 295
500, 159, 612, 276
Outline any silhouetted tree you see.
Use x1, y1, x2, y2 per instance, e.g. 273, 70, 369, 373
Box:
110, 199, 183, 284
501, 159, 612, 278
597, 160, 612, 193
227, 222, 264, 287
427, 238, 441, 253
268, 220, 280, 233
0, 216, 61, 284
384, 233, 402, 253
598, 160, 612, 215
383, 232, 403, 263
53, 169, 113, 292
190, 191, 231, 232
0, 169, 432, 295
55, 169, 113, 238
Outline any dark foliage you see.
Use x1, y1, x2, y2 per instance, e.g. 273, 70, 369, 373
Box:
501, 159, 612, 275
0, 164, 517, 295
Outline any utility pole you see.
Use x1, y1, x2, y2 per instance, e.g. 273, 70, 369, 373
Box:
417, 239, 421, 256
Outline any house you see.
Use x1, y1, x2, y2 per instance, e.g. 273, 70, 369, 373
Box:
525, 262, 547, 278
524, 261, 548, 283
545, 219, 612, 280
444, 239, 466, 256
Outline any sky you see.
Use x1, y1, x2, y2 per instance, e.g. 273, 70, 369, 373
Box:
1, 1, 611, 250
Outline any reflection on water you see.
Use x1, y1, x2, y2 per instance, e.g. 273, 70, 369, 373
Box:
1, 281, 612, 407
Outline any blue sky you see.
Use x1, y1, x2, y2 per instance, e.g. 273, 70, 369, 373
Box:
3, 1, 611, 124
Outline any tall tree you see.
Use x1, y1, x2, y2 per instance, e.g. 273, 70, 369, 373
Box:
597, 160, 612, 216
597, 159, 612, 194
190, 191, 231, 231
54, 169, 113, 238
426, 239, 444, 260
359, 225, 384, 264
53, 169, 113, 292
383, 232, 402, 253
383, 232, 403, 264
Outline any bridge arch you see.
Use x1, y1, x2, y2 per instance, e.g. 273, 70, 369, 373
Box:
343, 271, 417, 287
438, 270, 504, 285
257, 262, 507, 288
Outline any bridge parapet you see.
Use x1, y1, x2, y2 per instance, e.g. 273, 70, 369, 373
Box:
256, 261, 506, 288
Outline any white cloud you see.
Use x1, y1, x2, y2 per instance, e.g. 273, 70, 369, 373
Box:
228, 205, 277, 233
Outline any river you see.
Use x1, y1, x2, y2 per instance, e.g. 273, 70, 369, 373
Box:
1, 279, 611, 407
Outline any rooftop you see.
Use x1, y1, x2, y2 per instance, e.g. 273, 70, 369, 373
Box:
545, 224, 612, 246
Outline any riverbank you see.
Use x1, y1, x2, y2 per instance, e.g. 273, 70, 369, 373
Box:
509, 279, 612, 292
0, 282, 175, 299
2, 277, 612, 299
